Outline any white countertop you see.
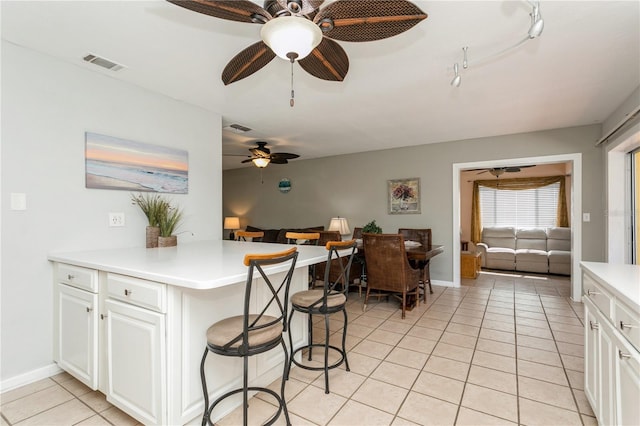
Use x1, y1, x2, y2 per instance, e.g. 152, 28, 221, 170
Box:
48, 240, 332, 290
581, 261, 640, 312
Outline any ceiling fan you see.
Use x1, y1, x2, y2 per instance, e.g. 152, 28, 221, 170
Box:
472, 165, 536, 177
227, 141, 300, 168
167, 0, 428, 85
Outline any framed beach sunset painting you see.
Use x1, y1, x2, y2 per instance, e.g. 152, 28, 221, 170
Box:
85, 132, 188, 193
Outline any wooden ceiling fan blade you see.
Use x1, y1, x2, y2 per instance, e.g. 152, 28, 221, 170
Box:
276, 0, 324, 16
167, 0, 272, 23
314, 0, 427, 42
270, 153, 300, 160
241, 158, 257, 163
269, 158, 289, 164
298, 38, 349, 81
221, 41, 276, 85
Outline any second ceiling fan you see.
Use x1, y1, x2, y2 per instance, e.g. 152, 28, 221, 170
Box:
236, 141, 300, 168
168, 0, 428, 85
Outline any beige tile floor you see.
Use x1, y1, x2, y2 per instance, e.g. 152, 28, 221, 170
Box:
1, 271, 593, 426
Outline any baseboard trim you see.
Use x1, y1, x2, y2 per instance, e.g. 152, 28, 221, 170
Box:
0, 363, 62, 393
432, 279, 456, 287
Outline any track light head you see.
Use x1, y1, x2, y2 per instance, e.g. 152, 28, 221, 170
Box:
451, 63, 461, 87
528, 2, 544, 38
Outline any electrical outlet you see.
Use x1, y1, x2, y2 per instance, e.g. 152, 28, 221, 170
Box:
109, 212, 125, 227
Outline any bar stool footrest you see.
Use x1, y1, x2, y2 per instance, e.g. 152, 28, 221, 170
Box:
290, 344, 348, 372
204, 386, 285, 426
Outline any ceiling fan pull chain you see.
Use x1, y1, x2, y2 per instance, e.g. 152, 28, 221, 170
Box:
290, 56, 295, 107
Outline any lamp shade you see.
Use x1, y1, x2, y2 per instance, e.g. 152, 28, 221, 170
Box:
328, 217, 350, 235
223, 217, 240, 230
260, 16, 323, 61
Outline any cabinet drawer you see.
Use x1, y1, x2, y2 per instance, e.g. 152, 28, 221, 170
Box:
615, 300, 640, 352
57, 264, 98, 293
583, 273, 612, 319
107, 273, 166, 313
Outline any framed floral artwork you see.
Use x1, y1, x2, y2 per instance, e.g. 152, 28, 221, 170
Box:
388, 178, 421, 214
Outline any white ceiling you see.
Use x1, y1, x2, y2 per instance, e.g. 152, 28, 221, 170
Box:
2, 1, 639, 170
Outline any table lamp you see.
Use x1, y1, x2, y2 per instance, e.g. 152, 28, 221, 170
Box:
328, 217, 350, 236
223, 216, 240, 240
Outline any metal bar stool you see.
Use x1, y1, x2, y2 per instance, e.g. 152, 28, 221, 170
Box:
286, 232, 320, 286
200, 247, 298, 426
285, 240, 357, 394
235, 230, 265, 241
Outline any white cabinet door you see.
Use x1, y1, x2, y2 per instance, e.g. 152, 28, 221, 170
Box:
584, 300, 599, 414
615, 336, 640, 425
599, 321, 615, 426
105, 299, 166, 425
58, 283, 98, 389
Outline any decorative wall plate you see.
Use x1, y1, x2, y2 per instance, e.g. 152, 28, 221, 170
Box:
278, 178, 292, 193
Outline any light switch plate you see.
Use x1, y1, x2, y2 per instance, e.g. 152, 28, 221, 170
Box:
583, 213, 591, 222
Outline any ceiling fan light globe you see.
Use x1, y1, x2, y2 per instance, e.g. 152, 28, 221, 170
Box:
261, 16, 322, 60
252, 158, 271, 168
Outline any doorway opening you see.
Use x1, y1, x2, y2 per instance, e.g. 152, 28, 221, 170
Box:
453, 153, 583, 302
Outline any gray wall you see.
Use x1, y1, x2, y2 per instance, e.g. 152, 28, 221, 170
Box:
1, 42, 223, 386
224, 125, 604, 282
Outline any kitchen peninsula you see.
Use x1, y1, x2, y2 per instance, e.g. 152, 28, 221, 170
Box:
49, 240, 331, 425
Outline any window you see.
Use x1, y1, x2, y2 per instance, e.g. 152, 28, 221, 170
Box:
479, 182, 560, 228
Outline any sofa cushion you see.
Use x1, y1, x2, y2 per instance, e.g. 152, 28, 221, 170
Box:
516, 249, 548, 261
245, 225, 280, 243
486, 247, 516, 261
548, 250, 571, 263
516, 228, 547, 251
547, 227, 571, 251
482, 227, 516, 250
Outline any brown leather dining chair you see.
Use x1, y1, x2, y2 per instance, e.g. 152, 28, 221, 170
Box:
398, 228, 433, 302
362, 233, 421, 319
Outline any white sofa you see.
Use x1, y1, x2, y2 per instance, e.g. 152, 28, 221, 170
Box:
476, 226, 571, 275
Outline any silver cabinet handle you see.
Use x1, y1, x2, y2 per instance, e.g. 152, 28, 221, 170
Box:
589, 320, 599, 330
86, 307, 93, 313
124, 289, 132, 296
587, 289, 599, 296
620, 321, 637, 330
100, 313, 107, 320
67, 274, 75, 280
619, 350, 631, 359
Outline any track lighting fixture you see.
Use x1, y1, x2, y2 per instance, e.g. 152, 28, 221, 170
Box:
528, 1, 544, 38
449, 1, 544, 86
450, 63, 461, 87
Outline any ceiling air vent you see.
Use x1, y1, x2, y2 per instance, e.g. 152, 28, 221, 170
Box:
223, 123, 252, 133
83, 54, 125, 71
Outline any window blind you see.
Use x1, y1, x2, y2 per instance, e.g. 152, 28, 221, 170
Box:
479, 182, 560, 228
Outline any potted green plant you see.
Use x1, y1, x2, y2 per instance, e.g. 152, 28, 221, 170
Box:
362, 220, 382, 234
158, 203, 183, 247
131, 193, 168, 248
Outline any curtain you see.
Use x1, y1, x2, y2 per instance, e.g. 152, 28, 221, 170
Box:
470, 175, 569, 243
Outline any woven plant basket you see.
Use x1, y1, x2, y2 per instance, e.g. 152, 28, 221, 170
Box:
146, 226, 160, 248
158, 235, 177, 248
